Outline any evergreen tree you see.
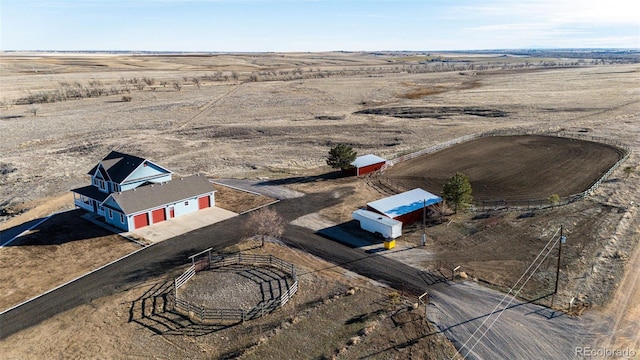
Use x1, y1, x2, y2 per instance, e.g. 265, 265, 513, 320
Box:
442, 172, 473, 213
326, 144, 357, 171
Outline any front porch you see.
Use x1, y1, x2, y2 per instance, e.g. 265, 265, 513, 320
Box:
71, 185, 109, 216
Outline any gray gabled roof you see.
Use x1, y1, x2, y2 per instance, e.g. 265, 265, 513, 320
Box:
351, 154, 386, 168
104, 175, 215, 215
88, 151, 170, 184
71, 185, 110, 202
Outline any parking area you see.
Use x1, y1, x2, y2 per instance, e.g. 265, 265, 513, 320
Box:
129, 206, 238, 243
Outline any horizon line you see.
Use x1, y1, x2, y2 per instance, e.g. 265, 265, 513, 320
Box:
2, 48, 639, 54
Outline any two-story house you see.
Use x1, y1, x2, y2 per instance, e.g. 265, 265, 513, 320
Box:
72, 151, 216, 231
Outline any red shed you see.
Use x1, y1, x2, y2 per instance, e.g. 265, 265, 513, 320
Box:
350, 154, 387, 176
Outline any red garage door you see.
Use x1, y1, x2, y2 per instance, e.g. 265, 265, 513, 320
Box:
151, 208, 166, 223
198, 195, 210, 209
133, 213, 149, 229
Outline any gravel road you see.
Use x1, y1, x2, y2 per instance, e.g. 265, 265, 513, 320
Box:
212, 179, 305, 200
428, 281, 602, 359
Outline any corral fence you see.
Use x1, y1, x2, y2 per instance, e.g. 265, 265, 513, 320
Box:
169, 251, 298, 324
379, 127, 631, 211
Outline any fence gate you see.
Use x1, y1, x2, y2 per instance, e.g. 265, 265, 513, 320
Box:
190, 247, 212, 272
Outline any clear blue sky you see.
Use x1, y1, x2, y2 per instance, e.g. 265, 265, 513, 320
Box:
1, 0, 638, 51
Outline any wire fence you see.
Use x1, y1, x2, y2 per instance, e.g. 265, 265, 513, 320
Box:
169, 253, 298, 324
380, 127, 631, 211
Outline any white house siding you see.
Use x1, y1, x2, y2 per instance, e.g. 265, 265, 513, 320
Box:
172, 196, 201, 217
73, 194, 93, 212
114, 193, 213, 231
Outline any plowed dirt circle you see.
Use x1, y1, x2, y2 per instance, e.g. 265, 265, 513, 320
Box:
384, 135, 624, 201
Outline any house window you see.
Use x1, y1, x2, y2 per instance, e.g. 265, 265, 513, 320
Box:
98, 180, 106, 190
184, 201, 189, 206
108, 209, 113, 219
120, 214, 125, 223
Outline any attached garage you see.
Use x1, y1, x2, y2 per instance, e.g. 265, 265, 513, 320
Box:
103, 175, 217, 231
198, 195, 211, 209
133, 213, 149, 229
151, 208, 166, 223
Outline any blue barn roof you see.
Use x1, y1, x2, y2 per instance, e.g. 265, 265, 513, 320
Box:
367, 188, 442, 218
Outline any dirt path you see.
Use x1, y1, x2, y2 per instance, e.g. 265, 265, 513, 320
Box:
592, 205, 640, 353
171, 82, 243, 131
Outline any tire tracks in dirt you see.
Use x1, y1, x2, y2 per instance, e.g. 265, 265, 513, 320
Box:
170, 83, 244, 132
594, 205, 640, 353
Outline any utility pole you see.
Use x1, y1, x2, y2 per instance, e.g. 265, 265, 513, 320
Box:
421, 199, 426, 246
554, 225, 566, 294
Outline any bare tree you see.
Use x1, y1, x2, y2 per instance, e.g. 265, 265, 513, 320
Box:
244, 207, 285, 247
547, 194, 561, 207
192, 77, 201, 89
623, 166, 635, 179
231, 70, 239, 81
173, 81, 182, 91
29, 107, 38, 116
143, 77, 155, 86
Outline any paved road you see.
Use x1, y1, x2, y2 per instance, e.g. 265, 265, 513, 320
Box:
0, 188, 597, 359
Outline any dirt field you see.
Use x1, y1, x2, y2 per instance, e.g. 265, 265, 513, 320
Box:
0, 209, 140, 310
1, 52, 639, 357
213, 183, 276, 213
384, 135, 625, 201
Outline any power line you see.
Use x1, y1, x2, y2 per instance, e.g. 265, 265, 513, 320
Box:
464, 235, 561, 357
451, 227, 561, 359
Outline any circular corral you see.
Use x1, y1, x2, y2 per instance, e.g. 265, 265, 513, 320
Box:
384, 135, 625, 201
172, 254, 298, 324
178, 264, 294, 310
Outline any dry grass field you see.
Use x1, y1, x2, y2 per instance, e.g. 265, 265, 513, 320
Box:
1, 52, 639, 357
